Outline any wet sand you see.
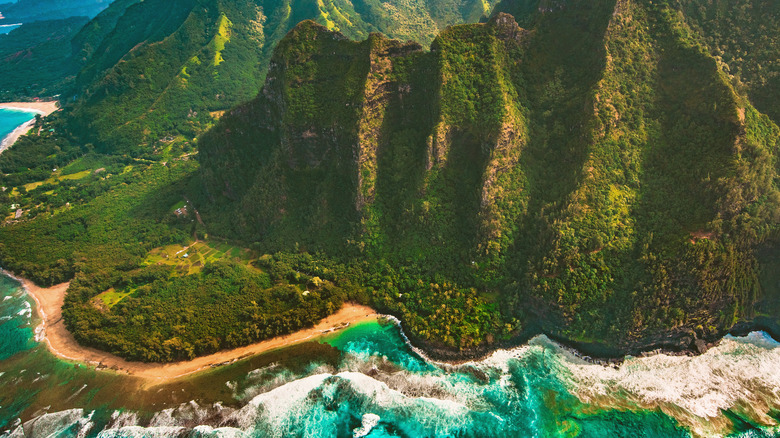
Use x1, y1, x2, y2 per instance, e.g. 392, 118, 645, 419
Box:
18, 275, 378, 385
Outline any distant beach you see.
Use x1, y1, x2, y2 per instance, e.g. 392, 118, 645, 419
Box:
0, 101, 59, 153
8, 271, 378, 385
0, 23, 23, 35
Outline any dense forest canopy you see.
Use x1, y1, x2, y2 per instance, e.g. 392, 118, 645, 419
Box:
63, 0, 501, 154
0, 0, 139, 100
196, 0, 780, 354
0, 0, 778, 362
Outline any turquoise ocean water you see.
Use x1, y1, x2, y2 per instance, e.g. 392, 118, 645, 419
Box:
0, 108, 36, 144
0, 24, 23, 35
1, 273, 779, 437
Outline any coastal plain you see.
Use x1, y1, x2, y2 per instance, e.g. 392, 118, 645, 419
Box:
19, 273, 378, 384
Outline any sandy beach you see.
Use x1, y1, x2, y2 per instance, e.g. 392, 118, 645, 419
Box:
15, 274, 378, 385
0, 101, 59, 153
0, 101, 59, 115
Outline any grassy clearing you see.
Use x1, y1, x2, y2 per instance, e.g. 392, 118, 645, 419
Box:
15, 169, 93, 194
61, 155, 110, 174
143, 240, 256, 276
93, 288, 134, 309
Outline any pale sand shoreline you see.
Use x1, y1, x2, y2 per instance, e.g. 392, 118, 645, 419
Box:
0, 101, 59, 153
0, 101, 59, 115
9, 272, 378, 385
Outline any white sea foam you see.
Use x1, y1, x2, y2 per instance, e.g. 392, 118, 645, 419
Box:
191, 425, 247, 438
244, 373, 331, 427
150, 400, 213, 428
33, 323, 45, 342
559, 334, 780, 419
13, 300, 31, 319
470, 331, 780, 426
9, 312, 780, 438
353, 413, 380, 438
97, 426, 186, 438
236, 365, 305, 402
6, 408, 88, 438
232, 369, 483, 436
107, 411, 140, 430
246, 362, 279, 378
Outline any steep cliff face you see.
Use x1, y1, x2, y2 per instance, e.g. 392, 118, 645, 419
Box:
0, 16, 90, 100
198, 0, 780, 351
64, 0, 500, 154
0, 0, 140, 101
672, 0, 780, 126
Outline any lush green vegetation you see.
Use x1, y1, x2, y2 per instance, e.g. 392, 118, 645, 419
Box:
0, 156, 193, 285
0, 125, 355, 362
62, 259, 348, 361
1, 0, 778, 362
143, 240, 256, 276
672, 0, 780, 124
63, 0, 499, 155
0, 17, 88, 100
197, 0, 780, 352
0, 0, 505, 362
0, 0, 139, 101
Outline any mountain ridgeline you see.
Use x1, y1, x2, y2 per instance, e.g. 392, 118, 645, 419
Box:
670, 0, 780, 126
64, 0, 499, 154
198, 0, 780, 353
0, 0, 140, 101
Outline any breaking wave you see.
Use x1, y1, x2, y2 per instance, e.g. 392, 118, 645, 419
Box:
1, 272, 780, 438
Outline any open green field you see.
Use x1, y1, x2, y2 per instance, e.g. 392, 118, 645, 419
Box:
17, 169, 92, 193
60, 155, 110, 174
92, 288, 134, 310
143, 240, 256, 276
90, 240, 258, 310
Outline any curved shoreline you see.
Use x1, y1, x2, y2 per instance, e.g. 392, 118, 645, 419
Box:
5, 268, 778, 380
6, 271, 378, 385
0, 101, 59, 115
0, 101, 59, 153
383, 306, 780, 367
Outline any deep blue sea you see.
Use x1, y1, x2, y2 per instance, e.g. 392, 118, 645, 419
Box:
0, 273, 779, 437
0, 108, 36, 145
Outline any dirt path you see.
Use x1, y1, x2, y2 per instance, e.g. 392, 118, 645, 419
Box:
17, 275, 378, 386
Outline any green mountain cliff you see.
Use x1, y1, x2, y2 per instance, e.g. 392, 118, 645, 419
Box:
0, 0, 140, 101
0, 17, 89, 100
197, 0, 780, 353
1, 0, 778, 361
671, 0, 780, 126
64, 0, 499, 154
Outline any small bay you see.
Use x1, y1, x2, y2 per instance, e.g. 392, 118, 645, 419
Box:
0, 108, 36, 148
